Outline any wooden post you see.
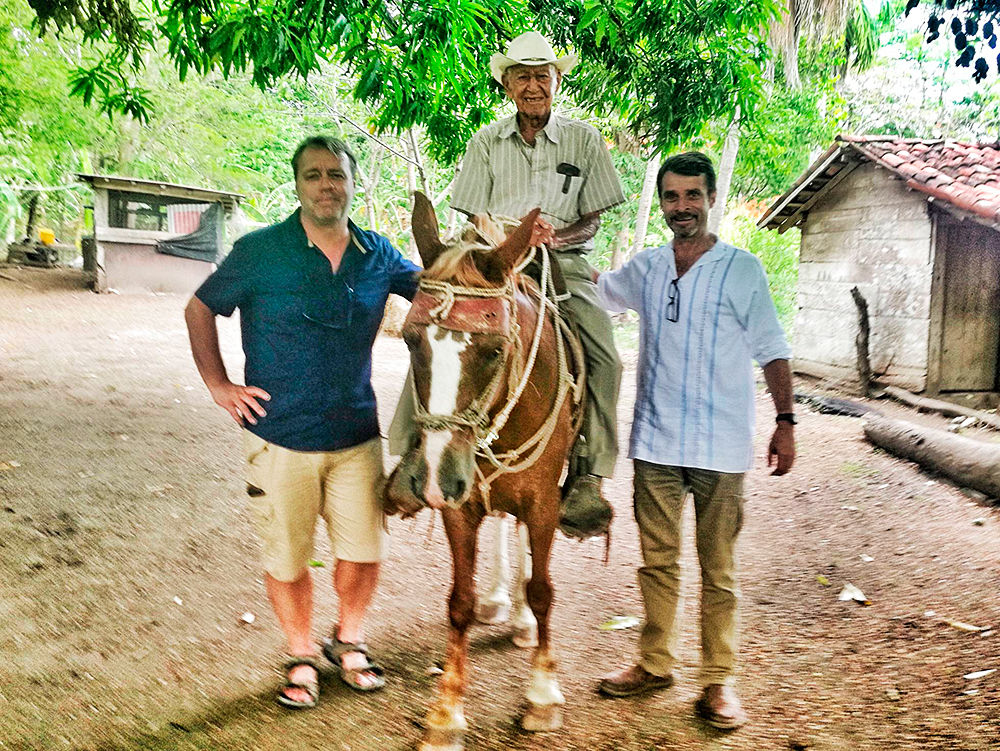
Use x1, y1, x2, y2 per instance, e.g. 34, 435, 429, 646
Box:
850, 286, 872, 396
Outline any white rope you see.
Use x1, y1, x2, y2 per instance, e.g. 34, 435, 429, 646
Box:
411, 219, 580, 510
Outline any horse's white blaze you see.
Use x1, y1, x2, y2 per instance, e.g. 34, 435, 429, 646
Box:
424, 325, 471, 503
524, 666, 565, 706
426, 325, 471, 414
424, 431, 452, 506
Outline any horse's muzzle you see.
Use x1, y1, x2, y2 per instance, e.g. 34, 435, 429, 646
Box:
384, 433, 476, 515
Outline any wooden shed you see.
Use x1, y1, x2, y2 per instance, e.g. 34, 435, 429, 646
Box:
76, 174, 243, 294
759, 135, 1000, 409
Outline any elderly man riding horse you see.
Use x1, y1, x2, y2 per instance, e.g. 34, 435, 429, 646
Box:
388, 31, 625, 539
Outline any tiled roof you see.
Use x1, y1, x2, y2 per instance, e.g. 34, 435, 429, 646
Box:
758, 135, 1000, 231
839, 135, 1000, 225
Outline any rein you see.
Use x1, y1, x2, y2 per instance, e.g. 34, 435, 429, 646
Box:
412, 244, 579, 510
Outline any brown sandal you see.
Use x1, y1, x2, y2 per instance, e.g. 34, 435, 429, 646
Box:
322, 634, 385, 692
277, 656, 320, 709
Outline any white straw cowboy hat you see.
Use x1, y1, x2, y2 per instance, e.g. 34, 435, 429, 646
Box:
489, 31, 578, 85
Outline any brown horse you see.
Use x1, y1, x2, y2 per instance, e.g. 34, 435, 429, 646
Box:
386, 192, 581, 749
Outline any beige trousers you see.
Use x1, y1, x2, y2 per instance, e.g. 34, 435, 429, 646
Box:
632, 460, 745, 687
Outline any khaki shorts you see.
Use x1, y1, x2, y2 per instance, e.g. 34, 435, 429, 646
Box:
242, 432, 389, 581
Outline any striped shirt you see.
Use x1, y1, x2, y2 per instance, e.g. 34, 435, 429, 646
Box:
598, 240, 792, 472
451, 114, 625, 252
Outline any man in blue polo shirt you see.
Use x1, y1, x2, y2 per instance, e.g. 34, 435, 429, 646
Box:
184, 136, 419, 709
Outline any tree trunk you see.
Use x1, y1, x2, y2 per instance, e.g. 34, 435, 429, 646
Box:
708, 112, 740, 235
117, 115, 141, 168
850, 286, 872, 397
863, 416, 1000, 500
361, 145, 385, 232
610, 226, 629, 270
407, 128, 430, 197
403, 145, 420, 264
631, 155, 660, 258
883, 386, 1000, 431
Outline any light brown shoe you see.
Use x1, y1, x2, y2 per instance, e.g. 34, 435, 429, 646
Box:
597, 665, 674, 697
695, 684, 747, 730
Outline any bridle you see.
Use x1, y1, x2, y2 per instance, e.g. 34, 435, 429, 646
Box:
407, 242, 580, 509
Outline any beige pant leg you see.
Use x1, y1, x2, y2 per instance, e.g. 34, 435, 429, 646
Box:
321, 438, 390, 563
556, 252, 622, 478
633, 460, 687, 677
243, 431, 324, 583
688, 468, 745, 687
387, 369, 417, 457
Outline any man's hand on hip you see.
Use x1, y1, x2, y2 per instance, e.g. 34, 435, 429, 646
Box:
208, 381, 271, 426
767, 424, 795, 476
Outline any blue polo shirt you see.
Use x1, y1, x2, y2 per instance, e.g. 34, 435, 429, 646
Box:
195, 210, 420, 452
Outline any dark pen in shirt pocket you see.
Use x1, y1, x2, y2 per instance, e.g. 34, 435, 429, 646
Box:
556, 162, 581, 194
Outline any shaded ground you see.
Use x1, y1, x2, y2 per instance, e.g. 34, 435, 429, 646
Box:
1, 266, 998, 751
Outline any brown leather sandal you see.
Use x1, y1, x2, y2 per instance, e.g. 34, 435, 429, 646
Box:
322, 634, 386, 692
277, 655, 320, 709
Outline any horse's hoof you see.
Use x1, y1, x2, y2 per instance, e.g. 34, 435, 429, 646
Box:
476, 600, 511, 625
521, 703, 563, 732
512, 624, 538, 649
419, 727, 465, 751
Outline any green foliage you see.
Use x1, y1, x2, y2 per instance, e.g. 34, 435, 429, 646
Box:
730, 84, 840, 198
538, 0, 780, 153
20, 0, 782, 164
0, 181, 20, 242
1, 0, 119, 241
68, 52, 154, 123
721, 203, 799, 334
154, 0, 523, 163
844, 0, 880, 73
589, 148, 654, 270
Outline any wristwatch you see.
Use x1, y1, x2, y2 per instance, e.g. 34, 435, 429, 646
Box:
775, 413, 798, 425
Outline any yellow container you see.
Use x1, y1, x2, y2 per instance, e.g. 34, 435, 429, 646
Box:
39, 228, 55, 245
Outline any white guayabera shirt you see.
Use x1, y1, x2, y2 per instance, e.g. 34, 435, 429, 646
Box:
598, 240, 792, 473
451, 114, 625, 252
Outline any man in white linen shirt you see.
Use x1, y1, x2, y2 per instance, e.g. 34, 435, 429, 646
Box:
594, 151, 795, 731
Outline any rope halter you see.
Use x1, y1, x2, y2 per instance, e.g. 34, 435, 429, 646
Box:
405, 234, 577, 510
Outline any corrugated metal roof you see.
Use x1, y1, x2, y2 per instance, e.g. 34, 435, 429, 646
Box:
76, 174, 244, 210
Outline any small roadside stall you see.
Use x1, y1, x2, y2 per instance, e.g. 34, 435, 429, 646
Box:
76, 174, 243, 294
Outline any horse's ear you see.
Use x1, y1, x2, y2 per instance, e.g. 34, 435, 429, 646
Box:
480, 208, 540, 283
411, 191, 447, 269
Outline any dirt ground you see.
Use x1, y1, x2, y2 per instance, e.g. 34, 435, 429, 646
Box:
1, 266, 998, 751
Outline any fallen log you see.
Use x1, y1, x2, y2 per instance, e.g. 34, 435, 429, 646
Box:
864, 415, 1000, 501
883, 386, 1000, 431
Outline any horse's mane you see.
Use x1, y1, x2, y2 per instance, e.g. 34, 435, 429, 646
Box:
422, 215, 523, 288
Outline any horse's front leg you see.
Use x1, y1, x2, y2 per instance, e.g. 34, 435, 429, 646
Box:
520, 505, 564, 732
421, 507, 481, 751
475, 513, 512, 625
510, 520, 538, 647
